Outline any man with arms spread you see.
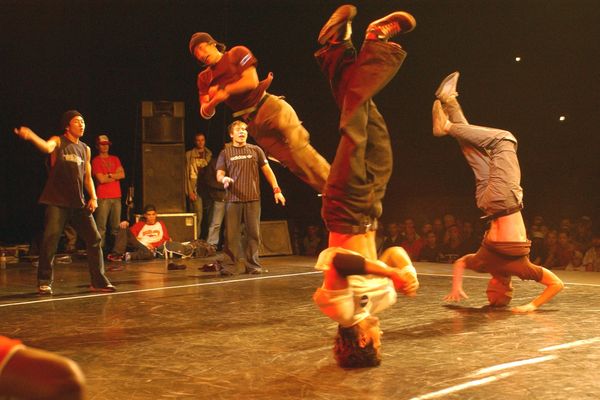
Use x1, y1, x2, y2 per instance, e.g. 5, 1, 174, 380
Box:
14, 111, 116, 294
311, 5, 419, 368
216, 120, 285, 275
433, 72, 563, 312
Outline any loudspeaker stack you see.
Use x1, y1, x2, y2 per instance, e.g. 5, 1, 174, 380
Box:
141, 101, 186, 213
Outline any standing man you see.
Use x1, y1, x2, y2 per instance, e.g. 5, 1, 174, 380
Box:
189, 31, 330, 193
311, 5, 419, 368
91, 134, 125, 250
14, 110, 116, 294
203, 156, 226, 249
185, 132, 212, 237
433, 72, 563, 312
216, 120, 286, 275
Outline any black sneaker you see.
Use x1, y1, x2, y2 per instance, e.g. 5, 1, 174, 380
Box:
366, 11, 416, 41
167, 263, 187, 270
318, 4, 357, 45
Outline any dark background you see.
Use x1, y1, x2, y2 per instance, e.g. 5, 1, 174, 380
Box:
1, 0, 599, 244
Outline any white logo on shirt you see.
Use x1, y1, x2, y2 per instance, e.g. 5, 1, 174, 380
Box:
230, 154, 253, 161
64, 154, 84, 165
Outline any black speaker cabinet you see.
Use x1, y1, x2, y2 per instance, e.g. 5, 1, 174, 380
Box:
142, 143, 186, 213
135, 213, 197, 242
141, 101, 185, 143
259, 220, 293, 256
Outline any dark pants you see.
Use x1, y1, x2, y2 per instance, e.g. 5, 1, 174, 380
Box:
224, 201, 261, 271
112, 228, 155, 260
38, 205, 110, 287
315, 40, 406, 234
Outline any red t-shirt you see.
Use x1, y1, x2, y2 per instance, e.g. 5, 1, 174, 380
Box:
92, 155, 122, 199
130, 220, 170, 249
197, 46, 272, 112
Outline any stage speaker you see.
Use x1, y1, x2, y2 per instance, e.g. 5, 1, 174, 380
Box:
142, 143, 186, 213
259, 220, 293, 256
141, 100, 185, 143
135, 213, 197, 242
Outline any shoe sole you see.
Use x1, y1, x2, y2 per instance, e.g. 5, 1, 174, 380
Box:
368, 11, 417, 36
435, 71, 460, 99
164, 242, 194, 257
318, 5, 357, 45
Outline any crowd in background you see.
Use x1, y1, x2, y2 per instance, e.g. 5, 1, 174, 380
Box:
292, 213, 600, 272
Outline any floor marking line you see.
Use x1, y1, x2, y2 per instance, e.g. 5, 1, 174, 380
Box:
468, 355, 556, 377
409, 372, 512, 400
539, 337, 600, 352
0, 271, 321, 308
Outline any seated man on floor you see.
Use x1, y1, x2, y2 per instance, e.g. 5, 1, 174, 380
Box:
108, 204, 187, 262
311, 5, 419, 369
433, 71, 564, 312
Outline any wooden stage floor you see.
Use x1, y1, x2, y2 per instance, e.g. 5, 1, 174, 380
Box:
1, 255, 599, 399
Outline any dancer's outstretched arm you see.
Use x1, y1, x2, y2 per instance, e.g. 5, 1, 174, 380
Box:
511, 268, 564, 313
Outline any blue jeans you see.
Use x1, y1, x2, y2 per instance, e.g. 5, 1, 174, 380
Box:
315, 40, 406, 234
224, 201, 261, 271
207, 200, 225, 246
94, 198, 121, 248
187, 196, 203, 237
38, 205, 110, 287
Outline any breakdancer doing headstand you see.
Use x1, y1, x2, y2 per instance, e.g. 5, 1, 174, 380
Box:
311, 5, 419, 368
433, 72, 564, 313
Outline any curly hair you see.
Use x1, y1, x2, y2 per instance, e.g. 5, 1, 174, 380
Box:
333, 325, 381, 368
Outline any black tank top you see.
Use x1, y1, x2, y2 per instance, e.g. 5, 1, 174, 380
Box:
39, 135, 88, 208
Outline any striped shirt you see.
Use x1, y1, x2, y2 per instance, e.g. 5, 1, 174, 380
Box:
216, 143, 267, 202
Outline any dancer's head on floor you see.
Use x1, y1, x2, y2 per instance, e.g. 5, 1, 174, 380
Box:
486, 276, 514, 307
334, 316, 382, 368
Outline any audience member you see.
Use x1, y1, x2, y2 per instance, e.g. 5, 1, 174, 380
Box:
461, 221, 480, 254
583, 232, 600, 272
537, 230, 559, 268
419, 231, 442, 262
381, 222, 403, 252
439, 224, 465, 263
185, 132, 212, 238
572, 216, 593, 253
549, 230, 575, 270
432, 217, 444, 243
302, 224, 326, 256
400, 223, 423, 260
564, 250, 585, 271
91, 134, 125, 250
108, 204, 170, 262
